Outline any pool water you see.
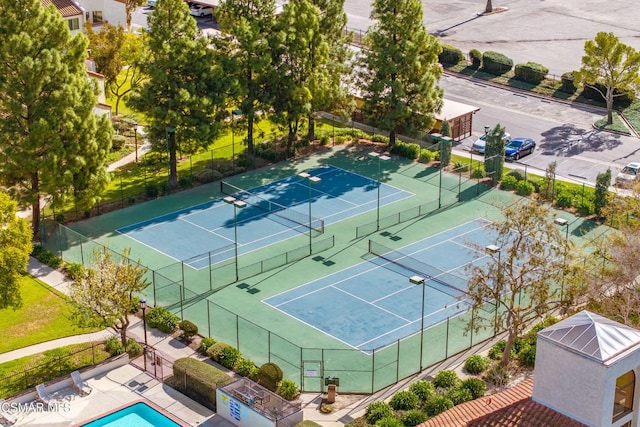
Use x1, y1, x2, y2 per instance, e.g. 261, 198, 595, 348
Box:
81, 402, 182, 427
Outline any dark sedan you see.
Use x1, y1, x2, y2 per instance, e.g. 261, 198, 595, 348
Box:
504, 138, 536, 161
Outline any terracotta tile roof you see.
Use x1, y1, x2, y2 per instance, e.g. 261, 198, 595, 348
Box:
419, 378, 587, 427
40, 0, 82, 18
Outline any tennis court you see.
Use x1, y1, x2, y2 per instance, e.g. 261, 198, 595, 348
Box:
116, 165, 412, 268
264, 218, 499, 351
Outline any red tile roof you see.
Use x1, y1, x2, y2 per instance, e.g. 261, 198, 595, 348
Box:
419, 378, 587, 427
40, 0, 82, 17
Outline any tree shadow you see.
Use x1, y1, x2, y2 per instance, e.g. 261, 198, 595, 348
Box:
539, 124, 622, 156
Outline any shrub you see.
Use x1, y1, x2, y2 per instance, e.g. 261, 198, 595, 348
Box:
199, 337, 216, 354
33, 247, 63, 269
453, 161, 469, 173
371, 134, 390, 144
390, 141, 420, 159
179, 320, 198, 340
257, 362, 284, 392
471, 167, 485, 179
320, 403, 333, 414
418, 149, 433, 163
105, 336, 125, 356
577, 200, 595, 216
126, 339, 143, 357
206, 342, 235, 364
464, 354, 490, 375
65, 263, 85, 281
481, 51, 513, 75
514, 62, 549, 84
389, 390, 419, 410
555, 191, 573, 208
319, 135, 330, 146
506, 168, 526, 181
469, 49, 482, 68
146, 306, 180, 333
518, 344, 537, 367
500, 175, 518, 191
432, 370, 459, 389
560, 71, 577, 94
365, 401, 394, 424
488, 340, 515, 360
516, 180, 535, 196
112, 134, 126, 150
172, 357, 233, 410
235, 358, 258, 379
424, 396, 454, 417
484, 365, 510, 387
194, 169, 222, 184
461, 378, 487, 399
375, 417, 404, 427
278, 379, 299, 401
446, 387, 473, 405
401, 409, 428, 427
439, 44, 465, 65
409, 380, 435, 402
219, 346, 241, 369
145, 182, 159, 198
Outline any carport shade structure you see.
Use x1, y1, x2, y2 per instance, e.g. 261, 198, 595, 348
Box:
433, 99, 480, 141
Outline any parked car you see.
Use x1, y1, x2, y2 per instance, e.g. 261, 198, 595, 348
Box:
147, 0, 157, 7
615, 162, 640, 188
471, 132, 511, 155
190, 4, 213, 16
504, 138, 536, 161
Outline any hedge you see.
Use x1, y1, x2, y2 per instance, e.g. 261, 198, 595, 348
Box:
439, 44, 465, 65
514, 62, 549, 84
481, 51, 513, 75
469, 49, 482, 68
172, 357, 233, 410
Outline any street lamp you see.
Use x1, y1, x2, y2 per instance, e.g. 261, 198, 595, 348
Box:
224, 196, 247, 281
485, 244, 502, 325
410, 275, 426, 371
484, 125, 490, 138
298, 172, 321, 255
368, 152, 390, 230
133, 121, 138, 163
141, 298, 148, 371
554, 218, 569, 302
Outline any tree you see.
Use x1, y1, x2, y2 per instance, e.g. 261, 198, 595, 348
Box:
594, 168, 612, 217
575, 32, 640, 125
269, 0, 325, 146
86, 23, 126, 94
357, 0, 443, 146
70, 248, 149, 348
0, 192, 32, 310
440, 118, 451, 137
110, 33, 145, 115
125, 0, 146, 30
483, 124, 506, 186
216, 0, 277, 156
130, 0, 232, 188
0, 0, 113, 235
466, 199, 572, 368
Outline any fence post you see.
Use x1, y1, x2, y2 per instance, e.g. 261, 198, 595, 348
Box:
396, 339, 400, 384
152, 270, 157, 307
207, 301, 211, 338
208, 252, 213, 290
445, 317, 450, 358
371, 348, 375, 393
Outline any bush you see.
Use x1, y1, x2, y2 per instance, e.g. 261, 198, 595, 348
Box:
461, 378, 487, 399
257, 362, 284, 392
516, 180, 535, 196
439, 44, 465, 65
390, 141, 420, 159
65, 263, 85, 281
471, 167, 485, 179
235, 358, 258, 379
126, 339, 143, 357
145, 182, 160, 198
500, 175, 518, 191
409, 380, 435, 402
469, 49, 482, 68
488, 340, 514, 360
432, 370, 459, 389
446, 387, 473, 405
371, 134, 390, 144
112, 134, 126, 150
179, 320, 198, 340
375, 417, 404, 427
146, 306, 180, 333
401, 409, 428, 426
33, 246, 63, 269
105, 336, 125, 356
577, 200, 595, 216
514, 62, 549, 84
424, 396, 454, 417
453, 161, 469, 173
419, 149, 433, 163
389, 390, 419, 410
481, 51, 513, 75
555, 191, 573, 208
206, 342, 239, 368
319, 135, 330, 146
199, 337, 216, 354
464, 355, 490, 375
560, 71, 577, 94
484, 365, 510, 387
506, 168, 526, 181
172, 357, 233, 410
194, 169, 223, 184
518, 344, 537, 367
365, 401, 394, 424
278, 379, 299, 401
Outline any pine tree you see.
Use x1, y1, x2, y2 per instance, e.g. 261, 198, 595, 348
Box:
357, 0, 443, 146
484, 125, 506, 186
130, 0, 232, 188
0, 0, 112, 235
0, 192, 32, 309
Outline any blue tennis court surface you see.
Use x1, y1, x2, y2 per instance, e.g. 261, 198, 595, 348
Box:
117, 165, 413, 268
264, 219, 499, 351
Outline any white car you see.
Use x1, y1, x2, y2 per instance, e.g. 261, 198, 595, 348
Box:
471, 132, 511, 155
615, 162, 640, 188
190, 4, 213, 16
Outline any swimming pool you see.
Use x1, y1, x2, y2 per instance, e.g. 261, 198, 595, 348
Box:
81, 401, 183, 427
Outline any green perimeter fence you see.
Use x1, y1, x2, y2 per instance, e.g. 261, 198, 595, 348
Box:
205, 298, 502, 394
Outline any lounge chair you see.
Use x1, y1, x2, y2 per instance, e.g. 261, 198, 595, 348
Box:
71, 370, 92, 396
35, 384, 53, 405
0, 399, 17, 425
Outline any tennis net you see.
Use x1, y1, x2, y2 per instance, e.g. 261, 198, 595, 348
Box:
221, 181, 324, 234
368, 240, 468, 297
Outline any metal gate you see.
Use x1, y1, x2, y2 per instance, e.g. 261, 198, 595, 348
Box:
302, 360, 323, 392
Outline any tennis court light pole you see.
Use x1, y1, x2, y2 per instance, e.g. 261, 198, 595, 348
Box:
485, 244, 501, 329
298, 172, 321, 255
368, 152, 390, 230
410, 275, 426, 371
224, 196, 247, 281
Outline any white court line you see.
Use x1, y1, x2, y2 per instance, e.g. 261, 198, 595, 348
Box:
182, 218, 236, 244
329, 285, 414, 323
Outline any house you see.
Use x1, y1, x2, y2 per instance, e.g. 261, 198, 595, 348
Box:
421, 311, 640, 427
41, 0, 127, 33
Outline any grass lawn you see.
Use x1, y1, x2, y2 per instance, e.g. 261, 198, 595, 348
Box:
0, 275, 100, 354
